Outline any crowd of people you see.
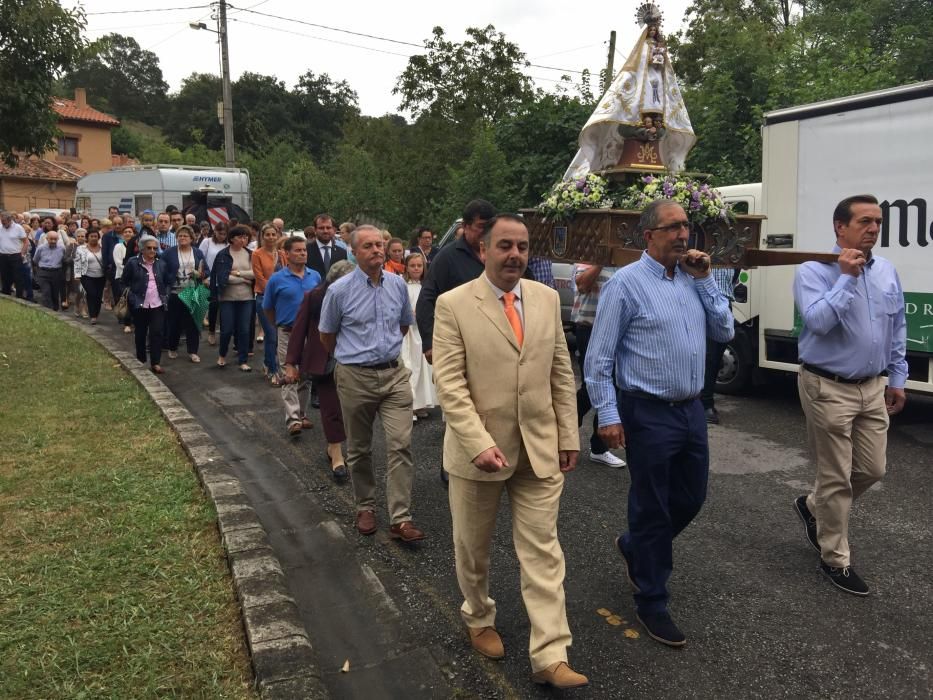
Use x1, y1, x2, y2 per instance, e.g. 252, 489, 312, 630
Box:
0, 191, 906, 690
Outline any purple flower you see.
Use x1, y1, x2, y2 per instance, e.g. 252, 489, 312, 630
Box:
663, 182, 674, 196
643, 176, 655, 184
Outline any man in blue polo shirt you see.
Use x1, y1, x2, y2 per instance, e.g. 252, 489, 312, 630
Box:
263, 236, 321, 437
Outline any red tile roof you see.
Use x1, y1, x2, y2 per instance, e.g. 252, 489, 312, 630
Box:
52, 97, 120, 127
0, 156, 85, 183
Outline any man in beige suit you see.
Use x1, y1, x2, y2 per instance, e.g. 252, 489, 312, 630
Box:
433, 214, 586, 689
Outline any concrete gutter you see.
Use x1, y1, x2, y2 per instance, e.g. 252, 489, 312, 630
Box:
4, 298, 327, 699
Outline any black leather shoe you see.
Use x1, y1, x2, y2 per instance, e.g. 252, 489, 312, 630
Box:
820, 561, 869, 596
793, 495, 821, 553
614, 536, 640, 593
636, 611, 686, 647
332, 465, 348, 482
704, 407, 720, 424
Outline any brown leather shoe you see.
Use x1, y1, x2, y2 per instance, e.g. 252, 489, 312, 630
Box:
388, 521, 425, 542
287, 422, 302, 438
531, 661, 588, 689
301, 416, 313, 430
356, 510, 377, 535
468, 626, 505, 660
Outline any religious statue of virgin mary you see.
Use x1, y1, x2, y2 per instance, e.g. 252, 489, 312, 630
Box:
563, 3, 696, 179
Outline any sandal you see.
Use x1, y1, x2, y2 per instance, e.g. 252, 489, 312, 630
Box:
217, 357, 226, 368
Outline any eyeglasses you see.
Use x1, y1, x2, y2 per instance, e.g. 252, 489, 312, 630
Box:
650, 221, 691, 234
143, 246, 158, 251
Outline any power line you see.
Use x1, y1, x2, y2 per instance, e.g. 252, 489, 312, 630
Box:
529, 42, 602, 61
232, 6, 586, 74
231, 18, 413, 58
230, 7, 423, 47
86, 5, 208, 15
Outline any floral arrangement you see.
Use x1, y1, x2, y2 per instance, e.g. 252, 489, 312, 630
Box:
618, 174, 733, 224
537, 173, 612, 220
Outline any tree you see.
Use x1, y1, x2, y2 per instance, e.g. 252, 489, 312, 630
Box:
0, 0, 86, 165
163, 73, 224, 150
59, 34, 169, 124
495, 92, 594, 206
394, 25, 533, 125
432, 126, 517, 227
232, 72, 295, 153
290, 71, 360, 161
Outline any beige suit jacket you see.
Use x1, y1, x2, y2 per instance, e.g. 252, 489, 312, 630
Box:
433, 276, 579, 481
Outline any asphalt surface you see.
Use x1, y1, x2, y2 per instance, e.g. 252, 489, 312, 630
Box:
90, 314, 933, 699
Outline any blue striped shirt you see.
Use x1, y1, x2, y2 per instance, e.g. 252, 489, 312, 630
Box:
794, 246, 907, 388
319, 266, 414, 365
584, 251, 734, 426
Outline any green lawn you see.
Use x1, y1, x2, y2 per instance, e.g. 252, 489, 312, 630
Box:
0, 301, 254, 699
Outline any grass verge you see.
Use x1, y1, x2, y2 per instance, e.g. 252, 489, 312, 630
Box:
0, 301, 254, 699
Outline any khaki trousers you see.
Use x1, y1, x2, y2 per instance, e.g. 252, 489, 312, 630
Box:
334, 362, 414, 524
798, 369, 888, 567
449, 451, 571, 673
277, 328, 311, 427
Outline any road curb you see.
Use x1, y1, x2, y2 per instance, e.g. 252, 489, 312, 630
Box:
3, 297, 327, 699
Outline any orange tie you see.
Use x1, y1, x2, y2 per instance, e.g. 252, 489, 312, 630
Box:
502, 291, 523, 348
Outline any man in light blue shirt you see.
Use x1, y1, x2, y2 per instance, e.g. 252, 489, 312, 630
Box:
319, 225, 424, 543
264, 236, 321, 436
585, 199, 733, 647
791, 194, 907, 597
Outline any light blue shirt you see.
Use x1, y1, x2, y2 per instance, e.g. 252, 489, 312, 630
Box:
794, 246, 907, 388
262, 266, 321, 328
32, 242, 65, 269
585, 251, 734, 426
319, 267, 414, 365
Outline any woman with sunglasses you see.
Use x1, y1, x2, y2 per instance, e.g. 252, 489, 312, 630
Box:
121, 234, 169, 374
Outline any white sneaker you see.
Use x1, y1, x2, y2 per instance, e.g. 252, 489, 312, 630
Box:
590, 450, 626, 468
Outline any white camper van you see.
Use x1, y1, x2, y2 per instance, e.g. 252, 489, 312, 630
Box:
75, 164, 252, 217
716, 81, 933, 396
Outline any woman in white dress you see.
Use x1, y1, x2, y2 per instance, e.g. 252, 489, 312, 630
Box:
400, 252, 437, 420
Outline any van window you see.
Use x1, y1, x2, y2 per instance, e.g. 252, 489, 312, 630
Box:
75, 195, 91, 212
728, 199, 750, 214
134, 195, 153, 215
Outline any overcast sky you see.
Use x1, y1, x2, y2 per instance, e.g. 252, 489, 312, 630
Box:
67, 0, 692, 117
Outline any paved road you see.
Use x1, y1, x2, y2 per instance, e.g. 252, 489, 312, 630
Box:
94, 318, 933, 698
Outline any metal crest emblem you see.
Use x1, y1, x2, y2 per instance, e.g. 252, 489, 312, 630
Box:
552, 226, 568, 257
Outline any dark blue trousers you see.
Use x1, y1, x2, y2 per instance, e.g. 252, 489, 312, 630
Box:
219, 299, 254, 364
619, 393, 709, 614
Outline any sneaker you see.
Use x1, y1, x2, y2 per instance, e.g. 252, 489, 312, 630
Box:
820, 561, 869, 596
793, 496, 821, 553
614, 536, 640, 593
636, 611, 687, 647
590, 450, 626, 468
167, 351, 178, 359
190, 354, 201, 363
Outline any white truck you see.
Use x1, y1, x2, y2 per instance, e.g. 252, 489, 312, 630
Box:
716, 81, 933, 395
75, 164, 252, 218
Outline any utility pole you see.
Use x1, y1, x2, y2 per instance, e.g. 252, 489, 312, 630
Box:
218, 0, 235, 167
603, 30, 617, 94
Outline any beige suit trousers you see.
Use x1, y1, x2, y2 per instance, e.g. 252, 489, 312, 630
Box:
798, 369, 888, 567
335, 362, 414, 524
448, 448, 571, 672
277, 327, 311, 427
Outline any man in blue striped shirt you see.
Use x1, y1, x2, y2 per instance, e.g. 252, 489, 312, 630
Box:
584, 199, 733, 647
791, 194, 907, 597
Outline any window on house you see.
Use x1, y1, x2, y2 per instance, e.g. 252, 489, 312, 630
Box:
58, 136, 79, 157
